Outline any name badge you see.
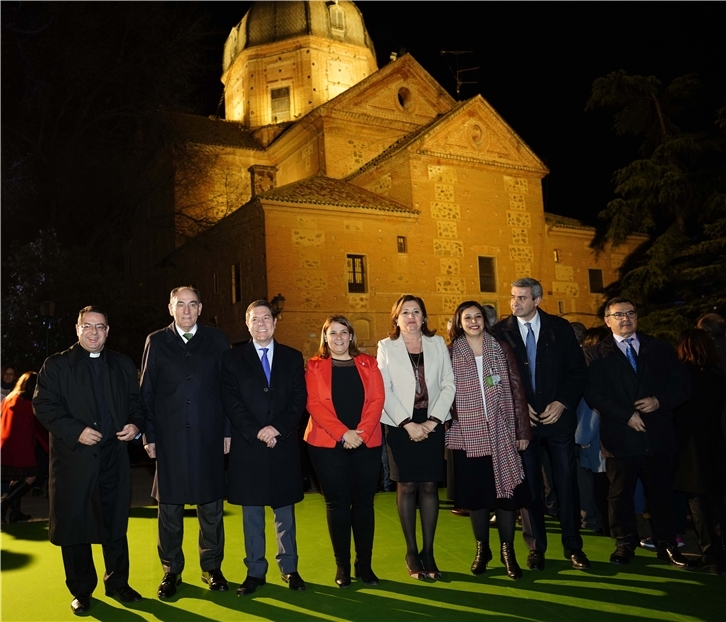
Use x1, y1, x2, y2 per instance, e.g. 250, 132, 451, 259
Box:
485, 374, 501, 387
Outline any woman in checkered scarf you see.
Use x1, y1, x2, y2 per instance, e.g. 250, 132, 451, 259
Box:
447, 301, 532, 580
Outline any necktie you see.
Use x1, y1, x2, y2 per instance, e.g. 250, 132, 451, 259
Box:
525, 322, 537, 391
183, 332, 193, 341
261, 347, 271, 385
625, 337, 638, 372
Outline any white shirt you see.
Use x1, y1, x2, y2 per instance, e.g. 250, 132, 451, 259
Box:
253, 340, 275, 369
516, 310, 541, 345
613, 333, 640, 356
175, 324, 198, 343
474, 355, 489, 420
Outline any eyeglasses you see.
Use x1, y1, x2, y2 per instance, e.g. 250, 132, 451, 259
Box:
605, 311, 637, 319
78, 323, 108, 332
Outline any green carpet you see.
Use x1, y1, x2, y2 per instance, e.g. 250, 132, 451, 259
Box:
1, 492, 722, 621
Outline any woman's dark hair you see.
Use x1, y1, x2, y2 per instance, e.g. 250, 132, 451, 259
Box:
677, 328, 721, 370
388, 295, 436, 340
583, 326, 610, 349
316, 315, 361, 358
449, 301, 491, 342
9, 371, 37, 401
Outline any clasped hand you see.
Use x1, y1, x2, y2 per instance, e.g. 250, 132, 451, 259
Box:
258, 425, 280, 448
79, 424, 139, 446
404, 421, 436, 442
342, 429, 365, 449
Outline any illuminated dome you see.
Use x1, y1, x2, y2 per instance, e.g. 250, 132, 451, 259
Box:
222, 1, 378, 127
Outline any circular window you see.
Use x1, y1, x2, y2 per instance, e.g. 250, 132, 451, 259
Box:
470, 124, 484, 147
397, 87, 412, 111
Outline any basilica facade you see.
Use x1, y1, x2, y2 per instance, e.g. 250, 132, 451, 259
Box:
147, 1, 644, 355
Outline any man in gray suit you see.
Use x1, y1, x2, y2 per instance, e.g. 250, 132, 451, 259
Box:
221, 300, 307, 595
141, 286, 231, 598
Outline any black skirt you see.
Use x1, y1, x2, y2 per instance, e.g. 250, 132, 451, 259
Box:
452, 450, 531, 511
385, 408, 445, 483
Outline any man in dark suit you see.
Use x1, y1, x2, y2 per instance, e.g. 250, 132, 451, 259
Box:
221, 300, 307, 595
34, 306, 146, 615
493, 278, 590, 571
140, 286, 231, 598
585, 297, 693, 568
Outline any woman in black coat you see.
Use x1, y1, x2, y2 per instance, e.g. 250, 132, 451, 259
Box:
673, 329, 726, 575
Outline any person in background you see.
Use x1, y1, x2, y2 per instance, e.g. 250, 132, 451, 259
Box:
672, 328, 726, 575
447, 302, 531, 580
1, 366, 17, 400
377, 295, 455, 580
1, 372, 48, 523
696, 313, 726, 445
304, 315, 385, 588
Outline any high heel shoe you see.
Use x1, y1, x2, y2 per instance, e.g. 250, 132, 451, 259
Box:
471, 541, 493, 575
500, 542, 522, 580
420, 551, 442, 580
354, 560, 380, 586
405, 554, 425, 580
335, 564, 352, 588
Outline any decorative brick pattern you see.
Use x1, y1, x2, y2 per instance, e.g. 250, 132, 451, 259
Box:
348, 294, 369, 311
509, 245, 534, 262
301, 292, 323, 309
427, 165, 457, 184
434, 183, 455, 202
436, 276, 466, 294
515, 262, 531, 278
294, 270, 327, 290
434, 240, 464, 257
371, 174, 391, 195
507, 211, 532, 227
503, 176, 529, 193
442, 296, 460, 315
509, 194, 526, 210
511, 228, 528, 245
292, 229, 325, 246
430, 201, 461, 220
555, 265, 574, 281
297, 217, 317, 228
344, 221, 363, 232
440, 258, 460, 275
553, 282, 580, 297
437, 221, 458, 239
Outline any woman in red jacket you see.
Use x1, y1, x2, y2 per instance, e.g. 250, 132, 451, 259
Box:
1, 372, 48, 523
304, 315, 385, 588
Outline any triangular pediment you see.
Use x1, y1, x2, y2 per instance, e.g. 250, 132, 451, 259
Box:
319, 54, 455, 127
412, 96, 549, 174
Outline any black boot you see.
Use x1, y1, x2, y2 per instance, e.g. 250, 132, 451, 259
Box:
2, 481, 32, 524
354, 559, 380, 586
335, 563, 351, 588
471, 541, 493, 575
501, 542, 522, 580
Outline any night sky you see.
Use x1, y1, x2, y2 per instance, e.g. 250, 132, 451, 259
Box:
193, 1, 725, 225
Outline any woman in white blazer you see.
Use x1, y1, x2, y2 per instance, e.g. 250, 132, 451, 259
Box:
377, 295, 455, 581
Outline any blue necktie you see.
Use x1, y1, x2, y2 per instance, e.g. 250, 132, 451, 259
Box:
525, 322, 537, 391
624, 338, 638, 372
261, 347, 271, 385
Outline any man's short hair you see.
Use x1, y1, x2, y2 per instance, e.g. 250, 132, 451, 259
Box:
696, 313, 726, 339
77, 305, 108, 325
604, 297, 637, 317
246, 300, 275, 321
170, 286, 202, 304
512, 277, 543, 300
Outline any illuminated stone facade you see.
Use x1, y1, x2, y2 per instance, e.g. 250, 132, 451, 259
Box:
161, 1, 645, 354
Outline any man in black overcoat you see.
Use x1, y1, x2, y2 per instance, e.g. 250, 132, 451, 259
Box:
221, 300, 307, 595
585, 297, 693, 569
33, 306, 146, 615
493, 278, 590, 571
140, 286, 231, 598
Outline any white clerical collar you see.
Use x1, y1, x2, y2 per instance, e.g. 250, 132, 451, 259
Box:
89, 352, 101, 358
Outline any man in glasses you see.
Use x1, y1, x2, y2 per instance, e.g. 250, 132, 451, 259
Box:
33, 306, 147, 615
140, 286, 231, 599
585, 297, 693, 569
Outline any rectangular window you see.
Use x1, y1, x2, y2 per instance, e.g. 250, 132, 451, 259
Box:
231, 263, 241, 304
588, 268, 604, 294
347, 254, 366, 293
270, 87, 290, 122
553, 249, 561, 263
478, 257, 496, 293
397, 236, 407, 253
558, 300, 566, 315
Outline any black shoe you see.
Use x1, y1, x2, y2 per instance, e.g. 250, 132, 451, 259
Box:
420, 551, 442, 580
71, 593, 91, 615
610, 544, 634, 565
354, 560, 379, 586
237, 575, 265, 596
405, 554, 425, 580
157, 572, 181, 599
282, 571, 306, 591
335, 564, 352, 588
565, 549, 591, 570
526, 550, 545, 571
450, 509, 470, 516
501, 543, 522, 580
105, 584, 142, 602
471, 541, 493, 575
657, 546, 697, 570
201, 569, 229, 592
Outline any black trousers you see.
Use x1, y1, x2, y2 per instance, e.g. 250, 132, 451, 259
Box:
606, 452, 676, 549
308, 445, 380, 565
157, 498, 225, 574
61, 443, 129, 596
520, 434, 583, 552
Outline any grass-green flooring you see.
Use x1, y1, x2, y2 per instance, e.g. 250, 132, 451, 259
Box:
2, 491, 723, 621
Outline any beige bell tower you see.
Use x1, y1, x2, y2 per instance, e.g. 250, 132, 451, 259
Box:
222, 0, 378, 128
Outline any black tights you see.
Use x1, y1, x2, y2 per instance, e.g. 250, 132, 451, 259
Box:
397, 481, 439, 568
470, 508, 516, 545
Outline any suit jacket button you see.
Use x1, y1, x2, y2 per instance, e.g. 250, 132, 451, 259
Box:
93, 454, 97, 458
186, 423, 192, 428
186, 399, 191, 404
263, 387, 269, 392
